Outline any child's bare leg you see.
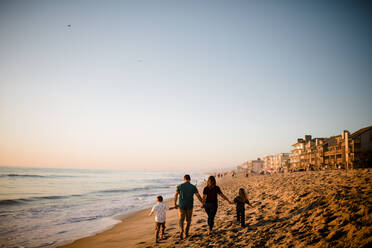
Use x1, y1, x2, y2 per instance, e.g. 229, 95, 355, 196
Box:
155, 223, 160, 243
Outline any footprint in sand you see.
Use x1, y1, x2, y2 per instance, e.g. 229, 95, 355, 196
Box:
161, 235, 170, 240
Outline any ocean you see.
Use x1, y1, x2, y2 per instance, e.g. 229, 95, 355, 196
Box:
0, 166, 206, 248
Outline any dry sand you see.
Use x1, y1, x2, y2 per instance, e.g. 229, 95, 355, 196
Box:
59, 169, 372, 248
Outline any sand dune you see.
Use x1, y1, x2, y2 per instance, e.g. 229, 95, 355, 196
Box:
60, 169, 372, 248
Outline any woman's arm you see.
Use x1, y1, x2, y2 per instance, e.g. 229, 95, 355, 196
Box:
202, 194, 207, 207
219, 192, 233, 204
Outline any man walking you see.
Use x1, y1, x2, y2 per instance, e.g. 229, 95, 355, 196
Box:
174, 174, 203, 239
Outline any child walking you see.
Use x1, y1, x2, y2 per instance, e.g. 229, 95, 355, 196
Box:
149, 195, 176, 243
233, 188, 253, 227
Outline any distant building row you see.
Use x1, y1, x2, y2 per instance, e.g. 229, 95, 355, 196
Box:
289, 126, 372, 171
237, 125, 372, 173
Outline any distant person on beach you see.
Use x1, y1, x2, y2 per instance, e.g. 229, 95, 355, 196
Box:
234, 188, 253, 227
174, 174, 203, 239
149, 195, 177, 243
202, 176, 232, 234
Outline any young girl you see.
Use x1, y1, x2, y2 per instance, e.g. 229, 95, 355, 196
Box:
233, 188, 253, 227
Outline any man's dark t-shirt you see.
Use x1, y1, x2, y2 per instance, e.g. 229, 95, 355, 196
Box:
177, 182, 198, 210
203, 186, 222, 204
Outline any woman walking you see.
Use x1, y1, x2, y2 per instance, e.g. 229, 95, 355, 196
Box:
202, 176, 232, 235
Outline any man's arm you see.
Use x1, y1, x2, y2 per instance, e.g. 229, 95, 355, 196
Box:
195, 192, 203, 204
174, 192, 179, 208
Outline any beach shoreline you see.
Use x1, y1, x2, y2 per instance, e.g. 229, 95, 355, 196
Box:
59, 170, 372, 248
57, 195, 183, 248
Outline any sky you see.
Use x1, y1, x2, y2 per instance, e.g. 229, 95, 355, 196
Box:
0, 0, 371, 171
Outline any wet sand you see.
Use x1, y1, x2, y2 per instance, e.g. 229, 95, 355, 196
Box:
59, 169, 372, 248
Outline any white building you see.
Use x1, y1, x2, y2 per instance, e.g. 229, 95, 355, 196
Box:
237, 158, 264, 174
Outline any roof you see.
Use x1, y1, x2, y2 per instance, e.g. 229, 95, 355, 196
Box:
292, 142, 303, 146
350, 126, 372, 138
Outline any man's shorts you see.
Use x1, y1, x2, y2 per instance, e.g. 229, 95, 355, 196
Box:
179, 208, 193, 222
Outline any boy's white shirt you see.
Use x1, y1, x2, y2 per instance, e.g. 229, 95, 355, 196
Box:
151, 202, 169, 223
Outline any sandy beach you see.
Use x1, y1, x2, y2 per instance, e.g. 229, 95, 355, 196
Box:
59, 169, 372, 248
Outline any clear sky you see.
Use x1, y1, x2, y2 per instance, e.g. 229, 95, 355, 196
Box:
0, 0, 371, 171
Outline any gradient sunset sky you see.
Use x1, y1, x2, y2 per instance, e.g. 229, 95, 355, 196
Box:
0, 0, 371, 171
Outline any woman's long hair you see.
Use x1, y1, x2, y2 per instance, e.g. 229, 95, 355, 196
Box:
207, 176, 216, 188
239, 188, 247, 201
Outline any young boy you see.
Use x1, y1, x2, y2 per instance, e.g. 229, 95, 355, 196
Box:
149, 195, 176, 243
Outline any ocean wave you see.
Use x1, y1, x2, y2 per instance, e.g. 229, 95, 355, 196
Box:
95, 185, 172, 194
2, 174, 46, 178
0, 194, 82, 206
137, 193, 157, 197
0, 174, 78, 178
66, 216, 102, 223
0, 198, 33, 206
0, 184, 173, 206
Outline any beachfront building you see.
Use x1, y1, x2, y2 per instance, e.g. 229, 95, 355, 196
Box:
290, 126, 372, 170
291, 133, 349, 170
290, 135, 328, 170
273, 153, 291, 171
263, 155, 274, 172
321, 130, 351, 169
311, 138, 326, 170
251, 158, 264, 174
237, 158, 264, 174
264, 153, 291, 172
241, 126, 372, 173
290, 138, 306, 170
350, 126, 372, 168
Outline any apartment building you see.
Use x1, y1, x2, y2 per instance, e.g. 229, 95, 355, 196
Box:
237, 158, 264, 174
290, 126, 372, 170
263, 155, 274, 171
264, 153, 290, 172
350, 126, 372, 168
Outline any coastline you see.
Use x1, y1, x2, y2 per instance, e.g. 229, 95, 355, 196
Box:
59, 170, 372, 248
57, 197, 180, 248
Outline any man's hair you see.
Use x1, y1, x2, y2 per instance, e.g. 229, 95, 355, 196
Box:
184, 174, 191, 181
157, 195, 163, 202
